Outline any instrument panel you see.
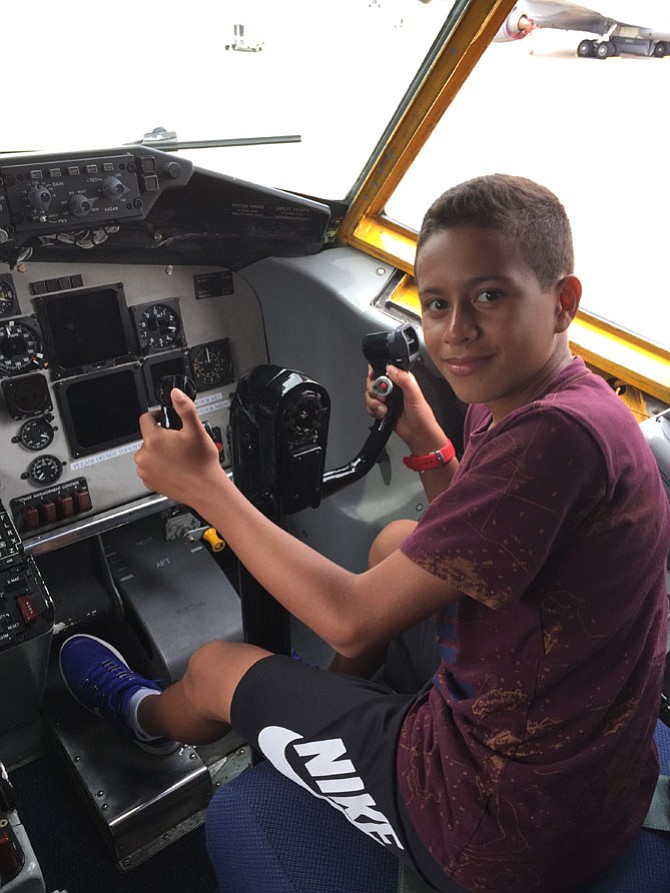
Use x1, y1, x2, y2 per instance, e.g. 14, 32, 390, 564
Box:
0, 260, 268, 544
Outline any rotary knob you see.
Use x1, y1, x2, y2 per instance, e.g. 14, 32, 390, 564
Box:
101, 175, 128, 200
68, 193, 93, 217
27, 184, 53, 212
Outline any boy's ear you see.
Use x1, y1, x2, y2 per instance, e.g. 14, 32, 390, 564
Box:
555, 275, 582, 332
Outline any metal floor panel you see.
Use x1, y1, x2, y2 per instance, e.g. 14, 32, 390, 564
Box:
46, 689, 216, 870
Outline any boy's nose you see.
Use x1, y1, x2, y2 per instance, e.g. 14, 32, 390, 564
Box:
445, 306, 476, 343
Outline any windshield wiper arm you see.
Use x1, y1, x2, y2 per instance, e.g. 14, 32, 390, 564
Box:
129, 127, 301, 150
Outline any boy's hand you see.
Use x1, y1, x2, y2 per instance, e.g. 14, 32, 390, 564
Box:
135, 388, 224, 506
365, 364, 448, 453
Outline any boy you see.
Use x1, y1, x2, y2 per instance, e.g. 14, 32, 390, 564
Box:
60, 174, 669, 892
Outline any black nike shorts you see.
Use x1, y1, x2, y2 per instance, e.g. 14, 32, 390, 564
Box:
230, 653, 466, 893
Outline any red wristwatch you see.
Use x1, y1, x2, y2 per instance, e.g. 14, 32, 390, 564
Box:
402, 442, 456, 472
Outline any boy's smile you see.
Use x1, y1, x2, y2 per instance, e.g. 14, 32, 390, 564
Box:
415, 226, 580, 424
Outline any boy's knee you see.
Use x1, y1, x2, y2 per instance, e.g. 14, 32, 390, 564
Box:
368, 519, 418, 568
182, 639, 273, 719
182, 640, 230, 695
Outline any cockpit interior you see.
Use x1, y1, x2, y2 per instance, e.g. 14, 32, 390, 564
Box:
1, 1, 670, 891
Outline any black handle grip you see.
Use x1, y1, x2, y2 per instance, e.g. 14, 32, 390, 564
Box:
158, 374, 198, 429
321, 324, 420, 499
362, 323, 420, 421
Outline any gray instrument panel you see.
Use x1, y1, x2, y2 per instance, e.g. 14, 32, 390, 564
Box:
0, 260, 267, 545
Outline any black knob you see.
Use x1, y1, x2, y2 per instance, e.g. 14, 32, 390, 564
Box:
68, 193, 93, 217
101, 175, 128, 200
27, 185, 52, 211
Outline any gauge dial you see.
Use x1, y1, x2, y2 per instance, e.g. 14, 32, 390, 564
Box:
135, 303, 182, 353
27, 454, 62, 485
0, 276, 18, 318
19, 417, 55, 451
0, 320, 42, 376
190, 340, 234, 389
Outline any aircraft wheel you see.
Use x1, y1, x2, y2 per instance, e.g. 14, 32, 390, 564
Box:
596, 41, 612, 59
578, 39, 594, 58
653, 42, 668, 58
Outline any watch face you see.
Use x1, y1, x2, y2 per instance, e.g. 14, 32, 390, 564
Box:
134, 302, 183, 353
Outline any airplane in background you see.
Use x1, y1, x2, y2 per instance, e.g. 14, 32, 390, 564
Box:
494, 0, 670, 58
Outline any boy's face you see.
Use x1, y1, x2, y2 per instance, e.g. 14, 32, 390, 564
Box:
415, 226, 579, 424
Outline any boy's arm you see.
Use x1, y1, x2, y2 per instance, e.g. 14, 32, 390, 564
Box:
366, 364, 459, 501
135, 391, 463, 657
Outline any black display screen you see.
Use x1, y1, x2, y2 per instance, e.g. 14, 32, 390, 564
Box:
35, 284, 135, 378
57, 367, 146, 457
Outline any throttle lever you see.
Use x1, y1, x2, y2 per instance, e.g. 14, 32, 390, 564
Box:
158, 374, 198, 429
158, 373, 218, 445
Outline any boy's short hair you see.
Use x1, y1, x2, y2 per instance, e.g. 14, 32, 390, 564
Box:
416, 174, 574, 289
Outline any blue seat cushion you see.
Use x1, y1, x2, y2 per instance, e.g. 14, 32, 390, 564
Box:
205, 720, 670, 893
576, 719, 670, 893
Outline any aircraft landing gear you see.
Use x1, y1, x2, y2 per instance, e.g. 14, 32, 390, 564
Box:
577, 39, 594, 58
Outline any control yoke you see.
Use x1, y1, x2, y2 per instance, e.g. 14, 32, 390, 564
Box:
226, 323, 420, 520
321, 323, 419, 499
160, 325, 419, 656
158, 324, 419, 518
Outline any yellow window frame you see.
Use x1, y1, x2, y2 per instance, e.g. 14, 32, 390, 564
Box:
337, 0, 670, 410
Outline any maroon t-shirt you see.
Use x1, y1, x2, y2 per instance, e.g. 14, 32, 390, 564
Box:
398, 358, 669, 893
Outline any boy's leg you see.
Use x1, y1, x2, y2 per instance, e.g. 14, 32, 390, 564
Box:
138, 639, 272, 744
367, 519, 419, 568
329, 519, 418, 678
59, 634, 272, 749
60, 625, 462, 890
330, 518, 439, 692
229, 651, 466, 892
60, 517, 434, 747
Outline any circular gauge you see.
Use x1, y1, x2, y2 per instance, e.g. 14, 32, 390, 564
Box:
26, 454, 62, 485
135, 303, 182, 352
19, 417, 55, 451
0, 278, 17, 317
190, 340, 234, 389
0, 320, 42, 376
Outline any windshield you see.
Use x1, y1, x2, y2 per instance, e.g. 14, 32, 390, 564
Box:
386, 0, 670, 348
7, 0, 458, 201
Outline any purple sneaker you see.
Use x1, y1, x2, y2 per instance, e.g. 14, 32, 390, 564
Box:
59, 634, 179, 754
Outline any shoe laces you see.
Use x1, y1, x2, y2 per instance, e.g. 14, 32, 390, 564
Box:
81, 657, 149, 722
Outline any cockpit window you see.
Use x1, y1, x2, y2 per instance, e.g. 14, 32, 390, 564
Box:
6, 0, 463, 201
383, 1, 670, 349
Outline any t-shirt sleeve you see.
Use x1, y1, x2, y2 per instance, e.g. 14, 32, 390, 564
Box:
400, 408, 607, 609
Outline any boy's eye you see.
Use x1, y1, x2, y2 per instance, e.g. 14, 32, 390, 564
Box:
423, 298, 448, 312
474, 289, 502, 304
